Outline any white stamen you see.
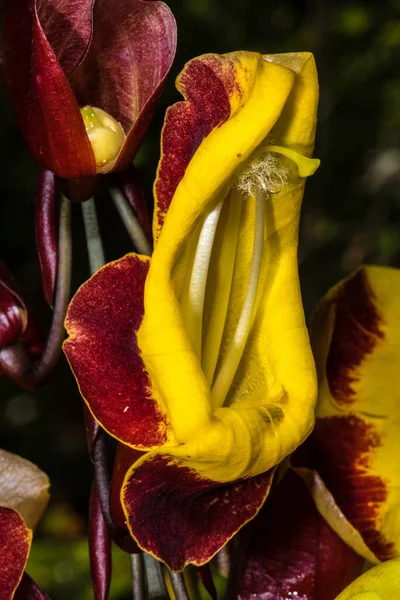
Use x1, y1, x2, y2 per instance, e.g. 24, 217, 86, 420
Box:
184, 200, 224, 360
211, 185, 265, 409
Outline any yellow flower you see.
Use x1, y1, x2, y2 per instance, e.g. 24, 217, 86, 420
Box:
64, 50, 319, 570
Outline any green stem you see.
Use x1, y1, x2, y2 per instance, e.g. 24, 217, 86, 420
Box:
109, 186, 152, 256
170, 573, 190, 600
143, 555, 169, 600
81, 198, 105, 273
131, 554, 145, 600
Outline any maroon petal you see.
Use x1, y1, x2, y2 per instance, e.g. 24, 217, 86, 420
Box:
35, 170, 58, 306
154, 54, 238, 238
228, 469, 363, 600
325, 269, 384, 408
0, 507, 32, 600
71, 0, 177, 168
122, 453, 274, 572
36, 0, 94, 77
64, 254, 170, 448
14, 573, 51, 600
3, 0, 95, 178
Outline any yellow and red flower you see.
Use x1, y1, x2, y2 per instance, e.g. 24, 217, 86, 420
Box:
64, 50, 319, 570
301, 266, 400, 564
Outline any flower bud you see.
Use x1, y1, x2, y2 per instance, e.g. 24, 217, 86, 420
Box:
80, 106, 126, 173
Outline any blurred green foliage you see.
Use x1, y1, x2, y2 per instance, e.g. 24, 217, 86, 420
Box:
0, 0, 399, 596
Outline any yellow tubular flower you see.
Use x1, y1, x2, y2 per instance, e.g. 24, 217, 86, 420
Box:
64, 51, 319, 570
140, 51, 319, 480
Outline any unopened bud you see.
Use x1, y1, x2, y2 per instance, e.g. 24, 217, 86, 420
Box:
80, 106, 126, 173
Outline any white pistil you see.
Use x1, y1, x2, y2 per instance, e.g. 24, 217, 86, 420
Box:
211, 185, 265, 409
185, 200, 224, 360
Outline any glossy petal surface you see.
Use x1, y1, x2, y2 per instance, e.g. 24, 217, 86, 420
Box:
64, 254, 171, 449
310, 266, 400, 560
229, 469, 362, 600
122, 453, 274, 571
71, 0, 177, 169
3, 0, 96, 178
0, 507, 31, 600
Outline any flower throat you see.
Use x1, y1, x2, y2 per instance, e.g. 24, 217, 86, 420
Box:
181, 147, 319, 409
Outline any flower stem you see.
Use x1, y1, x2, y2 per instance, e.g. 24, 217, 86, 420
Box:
143, 554, 169, 599
131, 554, 145, 600
31, 194, 72, 384
109, 186, 152, 256
81, 198, 105, 273
170, 573, 190, 600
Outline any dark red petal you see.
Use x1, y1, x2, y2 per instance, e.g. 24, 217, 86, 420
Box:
36, 0, 94, 77
326, 269, 384, 407
3, 0, 95, 178
154, 55, 236, 233
71, 0, 177, 167
89, 482, 111, 600
307, 416, 395, 561
228, 469, 363, 600
14, 573, 50, 600
35, 170, 58, 306
122, 454, 274, 572
0, 507, 31, 600
64, 254, 169, 448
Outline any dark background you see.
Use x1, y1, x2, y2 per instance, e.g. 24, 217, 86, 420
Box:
0, 0, 399, 596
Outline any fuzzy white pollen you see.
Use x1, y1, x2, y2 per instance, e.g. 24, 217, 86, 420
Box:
236, 152, 289, 196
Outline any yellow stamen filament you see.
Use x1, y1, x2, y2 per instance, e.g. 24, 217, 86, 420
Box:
185, 200, 224, 360
202, 189, 243, 385
211, 186, 265, 408
80, 106, 126, 173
